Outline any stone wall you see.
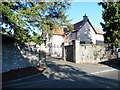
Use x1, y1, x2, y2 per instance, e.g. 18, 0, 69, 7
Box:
0, 42, 1, 73
2, 42, 46, 73
75, 40, 117, 63
63, 40, 117, 63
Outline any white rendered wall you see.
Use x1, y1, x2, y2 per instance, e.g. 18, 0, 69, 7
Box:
77, 21, 96, 44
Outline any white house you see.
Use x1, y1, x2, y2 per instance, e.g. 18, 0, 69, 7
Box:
65, 15, 104, 44
45, 27, 66, 58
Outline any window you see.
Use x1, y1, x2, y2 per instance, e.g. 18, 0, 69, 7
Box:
90, 42, 93, 44
80, 41, 85, 44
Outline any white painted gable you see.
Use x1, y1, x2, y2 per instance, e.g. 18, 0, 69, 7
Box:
77, 21, 96, 44
66, 19, 104, 44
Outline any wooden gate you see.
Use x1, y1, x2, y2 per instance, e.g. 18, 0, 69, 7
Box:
65, 45, 74, 62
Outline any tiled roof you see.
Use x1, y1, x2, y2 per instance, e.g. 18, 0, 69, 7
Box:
74, 19, 104, 35
74, 20, 84, 30
53, 27, 66, 35
95, 27, 104, 35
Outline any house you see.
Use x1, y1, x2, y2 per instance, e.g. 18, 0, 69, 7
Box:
45, 27, 67, 57
65, 14, 104, 44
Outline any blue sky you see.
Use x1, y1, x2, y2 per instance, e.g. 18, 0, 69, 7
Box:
66, 2, 104, 30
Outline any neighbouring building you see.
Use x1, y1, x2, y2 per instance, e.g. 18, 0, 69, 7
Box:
65, 14, 104, 44
45, 27, 67, 58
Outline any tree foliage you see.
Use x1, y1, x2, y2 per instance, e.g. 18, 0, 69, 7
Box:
29, 33, 43, 45
1, 0, 72, 44
98, 1, 120, 43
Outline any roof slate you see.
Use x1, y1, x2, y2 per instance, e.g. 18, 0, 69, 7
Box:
74, 20, 84, 30
74, 19, 104, 35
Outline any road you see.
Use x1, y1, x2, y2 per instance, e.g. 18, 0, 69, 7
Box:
2, 58, 120, 89
93, 70, 119, 81
3, 70, 119, 88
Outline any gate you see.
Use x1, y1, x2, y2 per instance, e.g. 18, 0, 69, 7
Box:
65, 45, 74, 62
51, 46, 62, 58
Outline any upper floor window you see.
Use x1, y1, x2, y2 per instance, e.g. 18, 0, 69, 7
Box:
80, 41, 85, 44
88, 29, 90, 31
90, 42, 93, 44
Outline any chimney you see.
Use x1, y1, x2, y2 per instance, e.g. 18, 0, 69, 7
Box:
83, 14, 88, 21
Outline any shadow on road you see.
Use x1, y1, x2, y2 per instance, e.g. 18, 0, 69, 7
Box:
3, 57, 120, 89
99, 58, 120, 70
2, 66, 45, 82
39, 59, 119, 88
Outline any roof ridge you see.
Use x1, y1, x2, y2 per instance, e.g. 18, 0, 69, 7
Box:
74, 20, 85, 30
74, 20, 84, 25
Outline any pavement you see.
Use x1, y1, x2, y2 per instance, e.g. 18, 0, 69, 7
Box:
46, 57, 118, 74
2, 56, 120, 89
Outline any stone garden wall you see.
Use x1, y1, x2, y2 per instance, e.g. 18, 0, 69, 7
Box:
75, 40, 117, 63
2, 41, 46, 73
63, 40, 118, 63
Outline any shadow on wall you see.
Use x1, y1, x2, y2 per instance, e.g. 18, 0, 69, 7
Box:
2, 34, 46, 73
99, 44, 120, 70
83, 28, 92, 44
79, 24, 93, 44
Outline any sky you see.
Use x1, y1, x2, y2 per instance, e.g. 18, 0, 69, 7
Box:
2, 1, 105, 35
66, 2, 105, 30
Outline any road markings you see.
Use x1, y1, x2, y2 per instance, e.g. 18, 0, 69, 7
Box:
3, 79, 57, 88
3, 73, 43, 84
3, 68, 118, 88
90, 68, 117, 75
4, 68, 117, 84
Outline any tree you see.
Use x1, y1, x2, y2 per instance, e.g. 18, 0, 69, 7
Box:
1, 0, 72, 44
98, 1, 120, 43
30, 33, 43, 45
